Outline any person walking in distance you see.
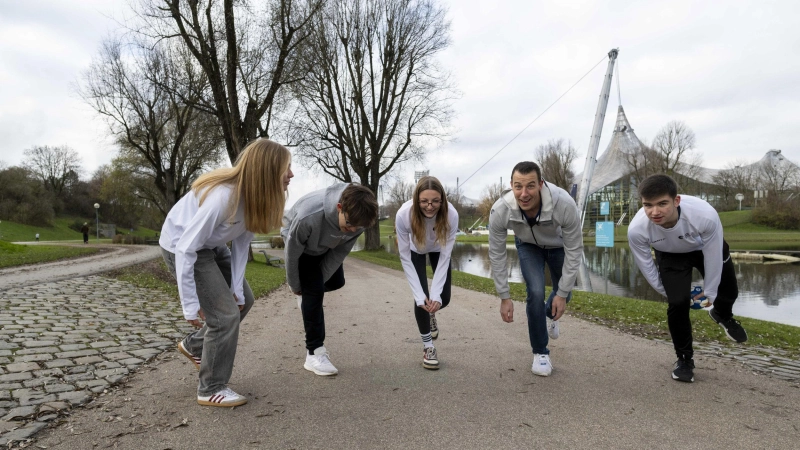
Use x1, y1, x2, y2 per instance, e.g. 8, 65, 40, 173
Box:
81, 223, 89, 244
628, 174, 747, 383
489, 161, 583, 377
395, 176, 458, 369
160, 138, 293, 406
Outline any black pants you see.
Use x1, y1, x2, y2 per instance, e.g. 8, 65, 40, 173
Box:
83, 233, 88, 243
656, 240, 738, 360
299, 252, 346, 353
410, 251, 452, 334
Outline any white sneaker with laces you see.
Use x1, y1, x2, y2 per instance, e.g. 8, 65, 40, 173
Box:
197, 387, 248, 407
547, 318, 560, 340
304, 346, 338, 376
296, 295, 302, 309
531, 354, 553, 377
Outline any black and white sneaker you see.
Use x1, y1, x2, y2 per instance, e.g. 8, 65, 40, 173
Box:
430, 314, 439, 340
708, 307, 748, 343
672, 359, 695, 383
423, 347, 439, 370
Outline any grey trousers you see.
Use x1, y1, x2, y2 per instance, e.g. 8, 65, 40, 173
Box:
162, 246, 255, 395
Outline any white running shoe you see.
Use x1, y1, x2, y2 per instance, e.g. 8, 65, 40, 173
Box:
304, 346, 338, 376
531, 354, 553, 377
547, 318, 560, 340
197, 387, 247, 407
296, 295, 302, 309
423, 346, 439, 370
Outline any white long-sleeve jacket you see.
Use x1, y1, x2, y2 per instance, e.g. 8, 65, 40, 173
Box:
627, 195, 724, 302
395, 200, 459, 306
159, 185, 253, 320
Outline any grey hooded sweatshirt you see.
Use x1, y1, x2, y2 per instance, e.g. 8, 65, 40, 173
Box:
281, 183, 364, 293
488, 182, 583, 299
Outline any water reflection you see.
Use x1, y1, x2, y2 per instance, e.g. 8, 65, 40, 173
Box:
356, 237, 800, 327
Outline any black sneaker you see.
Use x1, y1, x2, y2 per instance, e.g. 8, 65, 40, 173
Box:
672, 359, 695, 383
708, 307, 748, 343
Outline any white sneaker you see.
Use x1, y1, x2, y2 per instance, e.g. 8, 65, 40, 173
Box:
422, 346, 439, 370
547, 318, 560, 340
531, 354, 553, 377
197, 387, 247, 407
296, 295, 302, 309
430, 314, 439, 339
304, 346, 338, 376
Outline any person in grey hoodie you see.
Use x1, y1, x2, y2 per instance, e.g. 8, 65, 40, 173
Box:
281, 183, 378, 376
488, 161, 583, 377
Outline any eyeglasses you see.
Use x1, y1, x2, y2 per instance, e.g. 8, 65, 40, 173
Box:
419, 200, 442, 208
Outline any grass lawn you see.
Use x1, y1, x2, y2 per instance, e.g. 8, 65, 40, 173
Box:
0, 240, 100, 268
349, 248, 800, 358
103, 253, 286, 302
0, 217, 160, 242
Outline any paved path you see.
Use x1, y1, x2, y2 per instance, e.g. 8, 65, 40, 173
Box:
0, 244, 162, 291
7, 257, 794, 449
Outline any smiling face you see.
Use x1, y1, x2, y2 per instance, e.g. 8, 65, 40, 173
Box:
511, 170, 543, 213
418, 189, 442, 218
642, 194, 681, 228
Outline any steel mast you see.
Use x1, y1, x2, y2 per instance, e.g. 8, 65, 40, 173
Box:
576, 48, 619, 228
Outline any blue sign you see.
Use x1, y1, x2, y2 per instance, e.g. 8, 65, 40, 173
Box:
600, 201, 610, 216
596, 221, 614, 248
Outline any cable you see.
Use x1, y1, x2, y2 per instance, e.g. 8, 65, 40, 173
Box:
458, 54, 610, 189
616, 60, 622, 106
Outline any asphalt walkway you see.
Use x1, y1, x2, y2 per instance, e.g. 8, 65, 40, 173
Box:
17, 256, 799, 449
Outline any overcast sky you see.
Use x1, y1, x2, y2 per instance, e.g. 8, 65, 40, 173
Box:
1, 0, 798, 205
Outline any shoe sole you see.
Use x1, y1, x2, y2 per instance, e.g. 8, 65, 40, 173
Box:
197, 398, 248, 407
177, 342, 200, 371
531, 370, 551, 377
708, 309, 748, 343
431, 331, 439, 340
304, 362, 338, 376
671, 373, 694, 383
423, 361, 440, 370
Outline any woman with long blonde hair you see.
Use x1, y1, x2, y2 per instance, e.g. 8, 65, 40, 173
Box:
159, 138, 293, 407
395, 176, 459, 369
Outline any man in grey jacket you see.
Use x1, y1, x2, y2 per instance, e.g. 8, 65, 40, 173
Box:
282, 183, 378, 376
489, 161, 583, 376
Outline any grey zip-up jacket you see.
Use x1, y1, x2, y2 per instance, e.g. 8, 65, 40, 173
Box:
488, 182, 583, 299
281, 183, 364, 293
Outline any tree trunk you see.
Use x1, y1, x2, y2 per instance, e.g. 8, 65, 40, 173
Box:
364, 223, 381, 250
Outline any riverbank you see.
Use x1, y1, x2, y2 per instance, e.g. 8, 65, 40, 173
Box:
348, 249, 800, 358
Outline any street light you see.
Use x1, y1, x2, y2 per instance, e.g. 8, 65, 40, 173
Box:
94, 203, 100, 240
735, 193, 744, 211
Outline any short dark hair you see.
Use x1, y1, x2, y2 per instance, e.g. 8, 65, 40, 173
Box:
638, 174, 679, 200
511, 161, 542, 183
340, 184, 379, 227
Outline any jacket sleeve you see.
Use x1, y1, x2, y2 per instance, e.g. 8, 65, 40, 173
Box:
429, 207, 459, 304
320, 235, 358, 281
489, 205, 511, 299
230, 231, 254, 305
555, 200, 583, 298
174, 192, 226, 320
284, 219, 311, 293
396, 211, 428, 306
699, 217, 724, 302
627, 227, 666, 297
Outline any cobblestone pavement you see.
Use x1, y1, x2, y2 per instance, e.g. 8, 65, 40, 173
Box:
0, 276, 190, 446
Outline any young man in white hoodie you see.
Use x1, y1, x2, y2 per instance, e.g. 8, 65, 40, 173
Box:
489, 162, 583, 376
628, 174, 747, 383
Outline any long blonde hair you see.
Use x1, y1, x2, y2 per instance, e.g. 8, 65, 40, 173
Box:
411, 176, 450, 248
192, 138, 290, 234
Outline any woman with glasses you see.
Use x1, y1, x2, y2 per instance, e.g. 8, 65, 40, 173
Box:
395, 176, 458, 369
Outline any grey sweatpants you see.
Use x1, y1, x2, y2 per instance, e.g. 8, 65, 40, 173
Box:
162, 246, 255, 396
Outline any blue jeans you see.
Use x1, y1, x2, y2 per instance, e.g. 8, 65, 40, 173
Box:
515, 238, 571, 355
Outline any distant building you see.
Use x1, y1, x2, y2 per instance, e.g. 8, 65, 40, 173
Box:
414, 170, 429, 184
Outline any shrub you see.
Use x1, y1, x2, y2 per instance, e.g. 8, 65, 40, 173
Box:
112, 234, 145, 245
752, 199, 800, 230
270, 236, 284, 248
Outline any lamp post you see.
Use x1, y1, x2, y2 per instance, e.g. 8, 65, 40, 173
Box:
735, 193, 744, 211
93, 203, 100, 240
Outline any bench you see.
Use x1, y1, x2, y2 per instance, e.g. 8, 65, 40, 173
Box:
257, 250, 283, 267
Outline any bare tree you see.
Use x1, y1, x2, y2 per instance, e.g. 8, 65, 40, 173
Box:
623, 139, 662, 185
651, 120, 702, 178
755, 150, 800, 199
535, 138, 577, 191
81, 39, 224, 215
712, 159, 754, 209
23, 145, 83, 198
140, 0, 323, 163
476, 181, 504, 219
288, 0, 456, 249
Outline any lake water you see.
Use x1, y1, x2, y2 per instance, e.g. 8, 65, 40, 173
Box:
357, 238, 800, 328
